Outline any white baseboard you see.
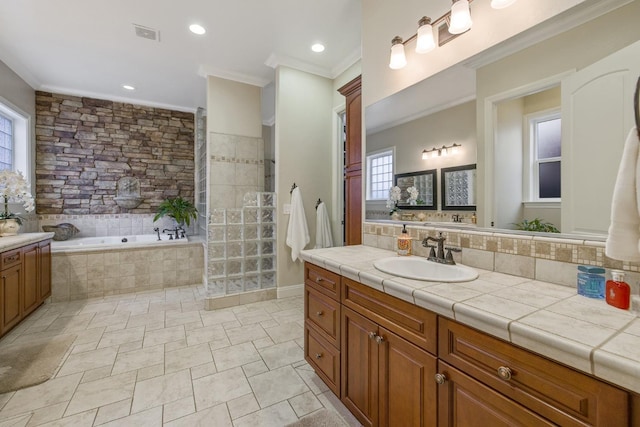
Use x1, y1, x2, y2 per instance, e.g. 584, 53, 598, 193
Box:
277, 283, 304, 298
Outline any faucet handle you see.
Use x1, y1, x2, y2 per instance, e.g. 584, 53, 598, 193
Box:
445, 246, 461, 252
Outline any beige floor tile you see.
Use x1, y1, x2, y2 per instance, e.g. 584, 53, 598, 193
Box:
111, 344, 164, 375
38, 409, 98, 427
137, 363, 165, 382
142, 325, 185, 347
289, 391, 323, 418
165, 310, 202, 328
235, 309, 273, 326
252, 336, 275, 349
233, 401, 298, 427
46, 314, 94, 332
224, 324, 268, 345
80, 366, 113, 384
57, 346, 117, 377
0, 414, 30, 427
192, 367, 252, 410
294, 366, 330, 395
185, 325, 226, 346
190, 361, 217, 380
264, 322, 304, 344
0, 373, 83, 418
259, 341, 304, 370
165, 343, 213, 373
242, 360, 269, 378
199, 309, 238, 327
100, 406, 162, 427
227, 393, 260, 420
164, 403, 232, 427
65, 371, 136, 416
163, 396, 196, 423
24, 401, 68, 426
131, 369, 193, 414
126, 311, 165, 329
88, 313, 129, 330
212, 342, 260, 371
93, 398, 131, 425
249, 366, 309, 408
97, 326, 145, 349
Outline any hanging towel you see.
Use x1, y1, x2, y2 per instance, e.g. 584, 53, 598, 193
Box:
315, 202, 334, 249
605, 127, 640, 262
286, 187, 310, 262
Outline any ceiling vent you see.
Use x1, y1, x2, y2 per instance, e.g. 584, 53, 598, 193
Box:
133, 24, 160, 42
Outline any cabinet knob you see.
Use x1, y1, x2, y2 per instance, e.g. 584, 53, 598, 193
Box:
316, 311, 324, 317
434, 373, 448, 385
315, 277, 324, 284
497, 366, 512, 381
375, 335, 384, 344
315, 353, 322, 359
369, 331, 377, 340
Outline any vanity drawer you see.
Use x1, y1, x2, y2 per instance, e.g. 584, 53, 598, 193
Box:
305, 285, 340, 349
305, 323, 340, 397
342, 277, 437, 355
0, 249, 21, 270
438, 318, 629, 427
305, 262, 341, 301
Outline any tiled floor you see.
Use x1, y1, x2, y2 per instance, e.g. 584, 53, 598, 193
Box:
0, 285, 360, 426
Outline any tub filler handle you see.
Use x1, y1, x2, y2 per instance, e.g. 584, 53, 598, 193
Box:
153, 227, 161, 241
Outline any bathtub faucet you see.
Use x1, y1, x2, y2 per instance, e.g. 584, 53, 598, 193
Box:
162, 228, 178, 240
153, 227, 161, 241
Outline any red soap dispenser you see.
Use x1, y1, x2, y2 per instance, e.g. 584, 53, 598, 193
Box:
606, 270, 630, 310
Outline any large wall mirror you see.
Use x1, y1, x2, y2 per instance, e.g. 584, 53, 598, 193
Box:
394, 170, 437, 210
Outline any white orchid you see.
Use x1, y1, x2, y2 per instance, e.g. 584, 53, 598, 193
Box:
0, 170, 35, 224
406, 186, 419, 202
386, 186, 401, 214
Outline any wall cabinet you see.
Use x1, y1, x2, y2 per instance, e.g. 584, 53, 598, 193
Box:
303, 261, 635, 427
0, 239, 52, 337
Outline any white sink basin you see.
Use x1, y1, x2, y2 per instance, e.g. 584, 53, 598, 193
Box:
373, 257, 478, 282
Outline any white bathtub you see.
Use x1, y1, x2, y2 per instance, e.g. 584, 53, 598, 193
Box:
51, 234, 189, 251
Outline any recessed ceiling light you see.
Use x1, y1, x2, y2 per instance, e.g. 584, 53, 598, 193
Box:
311, 43, 325, 53
122, 85, 135, 91
189, 24, 206, 35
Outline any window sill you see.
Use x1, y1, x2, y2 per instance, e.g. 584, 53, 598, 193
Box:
523, 201, 561, 209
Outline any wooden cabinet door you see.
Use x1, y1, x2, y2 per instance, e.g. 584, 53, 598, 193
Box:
437, 361, 554, 427
39, 240, 52, 300
345, 171, 362, 245
341, 306, 378, 427
1, 264, 22, 333
378, 327, 437, 427
22, 244, 39, 316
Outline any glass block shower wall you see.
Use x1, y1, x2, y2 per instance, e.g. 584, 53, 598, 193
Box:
206, 192, 276, 296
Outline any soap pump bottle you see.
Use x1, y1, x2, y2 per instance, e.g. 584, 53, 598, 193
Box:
606, 270, 630, 310
397, 224, 412, 256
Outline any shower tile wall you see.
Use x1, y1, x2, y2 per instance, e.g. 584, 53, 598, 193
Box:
207, 192, 276, 297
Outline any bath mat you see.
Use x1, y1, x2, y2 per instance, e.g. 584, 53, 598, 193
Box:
0, 334, 75, 393
286, 409, 350, 427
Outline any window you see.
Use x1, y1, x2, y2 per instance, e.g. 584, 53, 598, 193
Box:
0, 113, 12, 171
366, 149, 394, 200
526, 111, 561, 201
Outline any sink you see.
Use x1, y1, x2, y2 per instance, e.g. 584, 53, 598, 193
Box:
373, 257, 478, 282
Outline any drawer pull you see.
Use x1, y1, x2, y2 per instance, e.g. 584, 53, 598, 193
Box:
315, 277, 325, 283
369, 331, 377, 340
497, 366, 512, 381
4, 255, 18, 263
434, 373, 448, 385
315, 353, 323, 359
375, 335, 385, 344
316, 311, 324, 317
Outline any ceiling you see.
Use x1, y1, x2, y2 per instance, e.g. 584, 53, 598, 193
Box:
0, 0, 362, 112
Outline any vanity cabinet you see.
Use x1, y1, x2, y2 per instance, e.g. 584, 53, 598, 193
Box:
0, 239, 52, 337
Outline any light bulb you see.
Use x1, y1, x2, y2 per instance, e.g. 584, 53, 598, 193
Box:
389, 36, 407, 70
491, 0, 517, 9
449, 0, 472, 35
441, 146, 448, 156
415, 17, 435, 54
422, 150, 429, 160
451, 144, 460, 155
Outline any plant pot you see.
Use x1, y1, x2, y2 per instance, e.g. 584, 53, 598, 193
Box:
0, 219, 20, 237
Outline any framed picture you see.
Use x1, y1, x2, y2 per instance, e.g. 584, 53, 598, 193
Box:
441, 164, 476, 211
394, 169, 437, 210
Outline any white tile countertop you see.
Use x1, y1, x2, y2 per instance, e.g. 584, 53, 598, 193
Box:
0, 232, 54, 252
300, 245, 640, 394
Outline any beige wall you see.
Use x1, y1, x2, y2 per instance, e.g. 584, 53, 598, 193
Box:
476, 1, 640, 228
206, 76, 262, 138
361, 0, 587, 107
275, 66, 334, 288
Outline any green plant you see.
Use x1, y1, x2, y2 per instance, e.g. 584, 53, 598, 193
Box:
513, 218, 559, 233
153, 197, 198, 227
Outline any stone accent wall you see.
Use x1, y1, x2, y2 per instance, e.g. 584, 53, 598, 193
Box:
35, 91, 195, 214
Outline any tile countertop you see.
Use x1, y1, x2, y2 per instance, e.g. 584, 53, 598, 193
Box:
0, 232, 54, 252
300, 245, 640, 395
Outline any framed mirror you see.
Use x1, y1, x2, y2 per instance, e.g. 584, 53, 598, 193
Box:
441, 164, 476, 211
394, 169, 437, 210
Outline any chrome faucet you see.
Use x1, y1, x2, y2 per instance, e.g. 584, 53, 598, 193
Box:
451, 214, 462, 223
422, 232, 461, 265
153, 227, 161, 241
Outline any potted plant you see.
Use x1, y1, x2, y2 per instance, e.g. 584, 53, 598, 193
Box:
0, 170, 35, 236
513, 218, 559, 233
153, 197, 198, 228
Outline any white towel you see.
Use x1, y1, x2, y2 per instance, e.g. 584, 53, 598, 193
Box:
286, 187, 310, 262
605, 127, 640, 262
315, 202, 334, 249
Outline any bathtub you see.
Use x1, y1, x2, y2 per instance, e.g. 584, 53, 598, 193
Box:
51, 234, 189, 251
50, 234, 204, 301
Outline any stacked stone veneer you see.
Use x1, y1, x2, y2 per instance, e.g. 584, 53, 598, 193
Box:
35, 91, 195, 214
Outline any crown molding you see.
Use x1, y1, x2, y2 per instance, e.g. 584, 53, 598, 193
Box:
264, 53, 334, 79
197, 65, 271, 87
330, 48, 362, 79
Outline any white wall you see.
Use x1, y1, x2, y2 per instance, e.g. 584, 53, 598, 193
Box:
275, 66, 334, 288
361, 0, 588, 107
206, 76, 262, 138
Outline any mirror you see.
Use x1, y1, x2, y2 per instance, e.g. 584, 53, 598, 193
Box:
394, 170, 437, 210
364, 5, 640, 237
441, 164, 475, 211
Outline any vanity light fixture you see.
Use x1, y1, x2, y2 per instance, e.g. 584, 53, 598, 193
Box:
422, 143, 461, 159
448, 0, 472, 35
491, 0, 518, 9
415, 17, 435, 54
389, 36, 407, 70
